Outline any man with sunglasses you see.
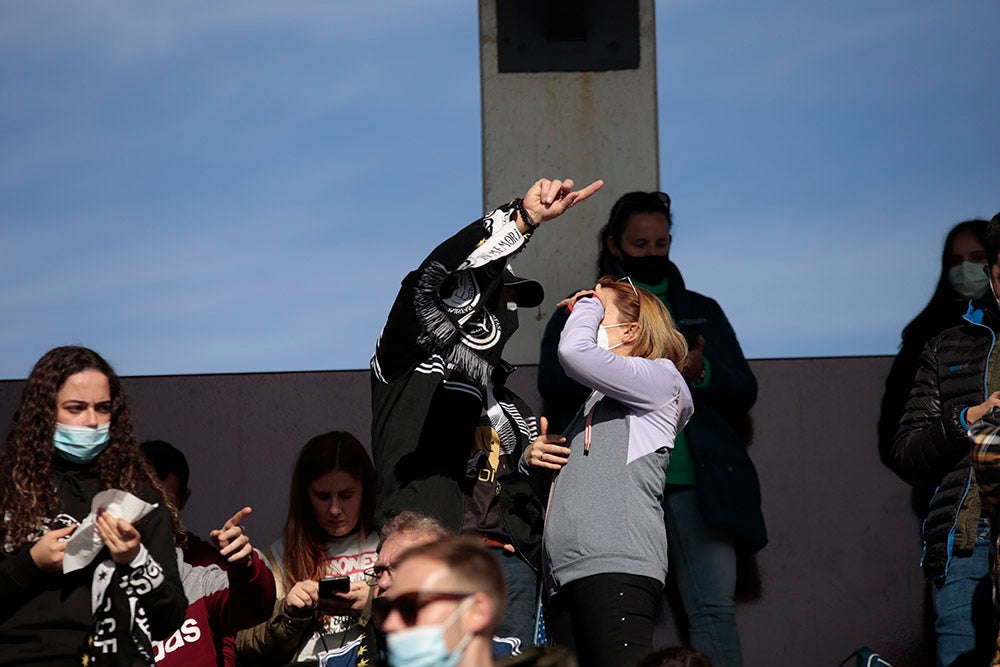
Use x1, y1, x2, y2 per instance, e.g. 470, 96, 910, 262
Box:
364, 511, 523, 659
372, 537, 501, 667
373, 537, 575, 667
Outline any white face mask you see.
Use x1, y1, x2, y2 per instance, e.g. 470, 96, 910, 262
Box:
597, 323, 631, 351
948, 261, 990, 299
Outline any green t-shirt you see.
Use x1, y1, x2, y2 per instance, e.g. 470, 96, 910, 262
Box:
633, 275, 698, 485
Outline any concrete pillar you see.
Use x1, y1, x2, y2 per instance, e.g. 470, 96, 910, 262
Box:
479, 0, 660, 365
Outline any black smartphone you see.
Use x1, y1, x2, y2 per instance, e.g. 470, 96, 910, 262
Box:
318, 575, 351, 598
677, 318, 707, 347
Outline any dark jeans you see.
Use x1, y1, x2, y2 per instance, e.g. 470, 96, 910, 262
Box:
495, 548, 539, 651
549, 573, 661, 667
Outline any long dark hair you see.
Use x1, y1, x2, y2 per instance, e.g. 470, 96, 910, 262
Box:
901, 219, 990, 347
282, 431, 375, 585
596, 191, 672, 276
0, 346, 181, 551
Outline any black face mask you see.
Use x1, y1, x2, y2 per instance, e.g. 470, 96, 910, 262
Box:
618, 253, 670, 285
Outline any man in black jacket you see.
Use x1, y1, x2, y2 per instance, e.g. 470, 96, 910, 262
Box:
371, 177, 603, 649
892, 215, 1000, 666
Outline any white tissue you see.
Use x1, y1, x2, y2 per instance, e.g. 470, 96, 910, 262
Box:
62, 489, 158, 573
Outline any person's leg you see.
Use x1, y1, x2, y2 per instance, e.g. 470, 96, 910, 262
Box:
561, 573, 659, 667
664, 486, 742, 667
932, 518, 994, 667
495, 550, 538, 651
546, 589, 576, 655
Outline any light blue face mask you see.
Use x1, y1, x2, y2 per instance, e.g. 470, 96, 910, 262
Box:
53, 422, 111, 464
948, 261, 990, 299
386, 597, 473, 667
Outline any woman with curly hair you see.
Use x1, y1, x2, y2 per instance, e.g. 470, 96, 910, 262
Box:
236, 431, 379, 666
0, 345, 187, 667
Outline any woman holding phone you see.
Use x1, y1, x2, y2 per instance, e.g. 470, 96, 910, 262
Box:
236, 431, 379, 666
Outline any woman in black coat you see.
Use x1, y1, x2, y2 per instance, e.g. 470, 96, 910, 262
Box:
0, 346, 187, 667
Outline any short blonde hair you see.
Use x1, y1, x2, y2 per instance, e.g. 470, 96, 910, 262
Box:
598, 276, 688, 367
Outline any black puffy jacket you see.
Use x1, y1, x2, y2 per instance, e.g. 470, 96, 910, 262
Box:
891, 299, 998, 578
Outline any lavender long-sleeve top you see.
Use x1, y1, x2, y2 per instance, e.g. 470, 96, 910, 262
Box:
541, 296, 693, 587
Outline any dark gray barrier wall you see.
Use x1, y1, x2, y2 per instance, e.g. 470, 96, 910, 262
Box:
0, 356, 930, 665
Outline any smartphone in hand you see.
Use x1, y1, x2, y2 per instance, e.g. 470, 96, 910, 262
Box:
677, 318, 707, 347
318, 575, 351, 599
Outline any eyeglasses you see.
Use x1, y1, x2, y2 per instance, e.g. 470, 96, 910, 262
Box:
363, 564, 393, 586
371, 591, 472, 629
608, 191, 671, 228
617, 275, 639, 300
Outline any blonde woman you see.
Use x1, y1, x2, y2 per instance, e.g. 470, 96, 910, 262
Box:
522, 277, 693, 667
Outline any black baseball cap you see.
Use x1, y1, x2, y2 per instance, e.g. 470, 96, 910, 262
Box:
503, 267, 543, 308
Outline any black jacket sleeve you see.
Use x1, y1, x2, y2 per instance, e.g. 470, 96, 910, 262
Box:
693, 294, 758, 420
372, 207, 525, 384
537, 306, 590, 434
891, 337, 974, 487
878, 335, 925, 469
0, 546, 50, 612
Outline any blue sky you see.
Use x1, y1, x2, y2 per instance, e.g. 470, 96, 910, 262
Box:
2, 1, 998, 379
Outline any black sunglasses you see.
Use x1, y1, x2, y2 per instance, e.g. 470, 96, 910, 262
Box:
372, 591, 472, 628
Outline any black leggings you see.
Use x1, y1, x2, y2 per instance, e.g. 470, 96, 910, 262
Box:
549, 573, 661, 667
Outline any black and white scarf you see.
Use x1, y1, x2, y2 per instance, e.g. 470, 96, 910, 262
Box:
86, 545, 164, 667
414, 206, 526, 389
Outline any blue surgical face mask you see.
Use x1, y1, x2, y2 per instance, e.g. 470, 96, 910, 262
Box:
53, 422, 111, 464
386, 598, 473, 667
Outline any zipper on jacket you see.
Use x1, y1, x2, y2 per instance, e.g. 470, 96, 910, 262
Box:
940, 474, 973, 577
919, 485, 938, 569
940, 309, 999, 573
963, 306, 996, 402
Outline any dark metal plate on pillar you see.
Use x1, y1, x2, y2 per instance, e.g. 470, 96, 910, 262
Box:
496, 0, 640, 73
